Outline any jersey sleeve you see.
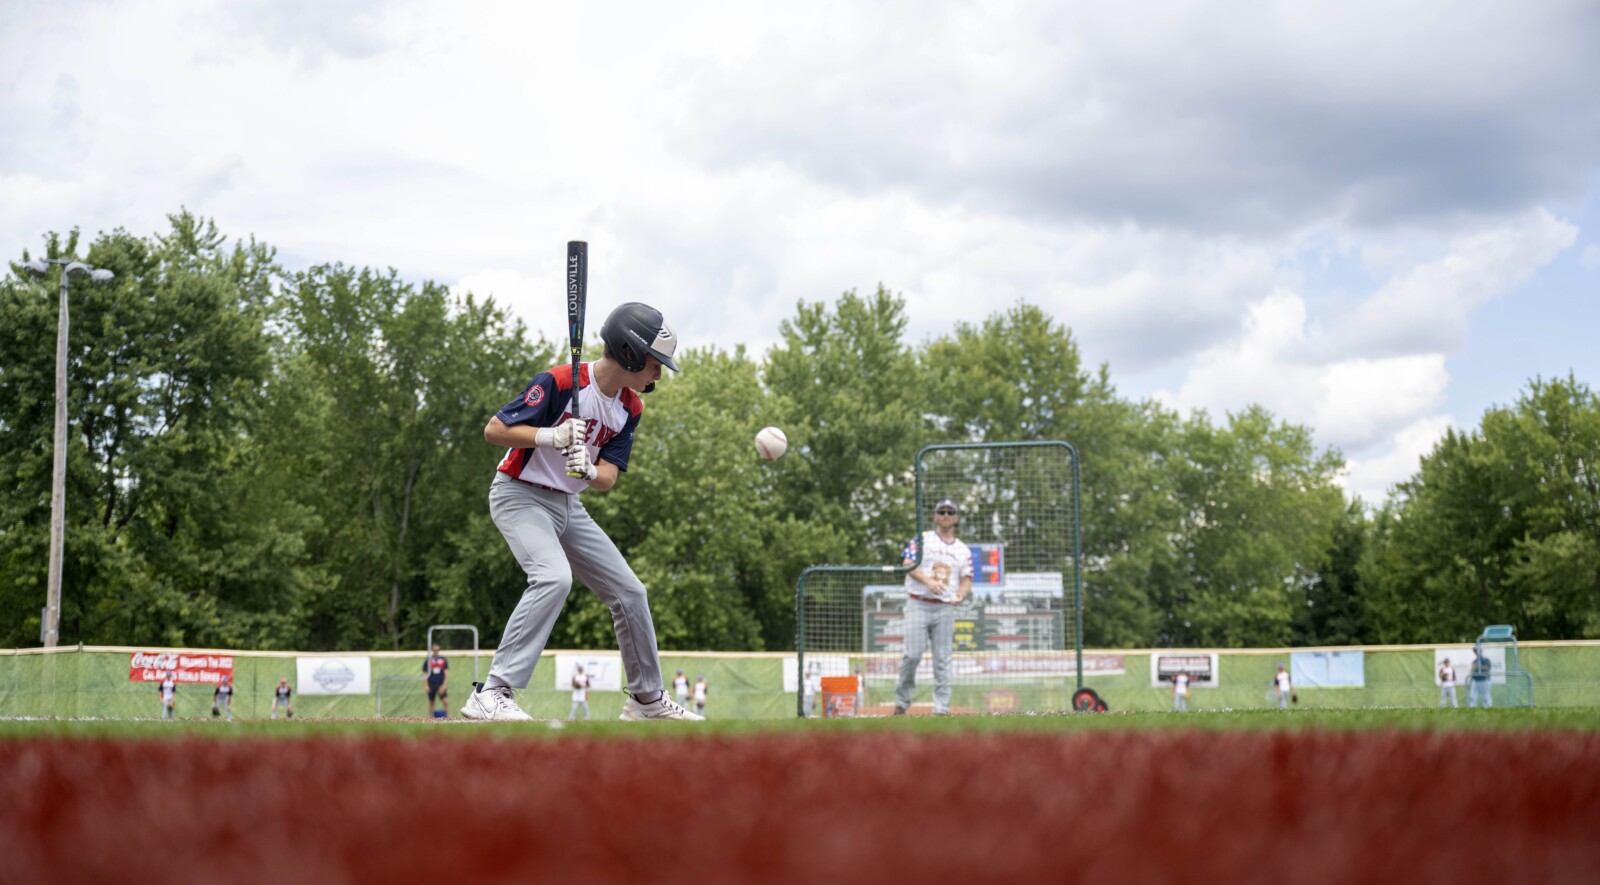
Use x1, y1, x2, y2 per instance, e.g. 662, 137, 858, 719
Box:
901, 536, 920, 566
958, 543, 975, 578
496, 372, 570, 428
598, 410, 641, 472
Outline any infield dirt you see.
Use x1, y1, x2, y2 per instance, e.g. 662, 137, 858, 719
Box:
3, 727, 1597, 883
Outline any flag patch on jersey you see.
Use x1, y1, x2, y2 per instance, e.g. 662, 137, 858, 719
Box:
525, 384, 545, 406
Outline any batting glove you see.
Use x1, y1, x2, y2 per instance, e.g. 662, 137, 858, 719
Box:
564, 443, 597, 481
536, 417, 587, 450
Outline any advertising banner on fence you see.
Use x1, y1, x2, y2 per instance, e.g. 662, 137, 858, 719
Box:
128, 651, 234, 684
1150, 652, 1219, 688
296, 656, 372, 695
553, 654, 624, 692
784, 654, 852, 692
1291, 651, 1366, 688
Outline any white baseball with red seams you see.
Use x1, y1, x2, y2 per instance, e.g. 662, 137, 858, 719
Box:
755, 426, 787, 460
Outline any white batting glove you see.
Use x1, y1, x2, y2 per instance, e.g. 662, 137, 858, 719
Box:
564, 443, 597, 481
535, 417, 587, 450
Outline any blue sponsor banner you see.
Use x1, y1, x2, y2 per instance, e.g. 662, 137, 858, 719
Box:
971, 543, 1004, 585
1290, 651, 1365, 688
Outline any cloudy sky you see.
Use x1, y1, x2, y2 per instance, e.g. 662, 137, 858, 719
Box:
4, 0, 1598, 502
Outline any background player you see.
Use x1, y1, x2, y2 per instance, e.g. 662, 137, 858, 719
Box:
271, 677, 293, 719
673, 669, 691, 711
569, 663, 591, 721
1438, 657, 1459, 708
1172, 671, 1190, 712
423, 643, 450, 718
693, 674, 708, 718
461, 302, 701, 722
212, 674, 234, 720
1273, 664, 1294, 709
1469, 644, 1493, 707
158, 669, 178, 720
894, 499, 973, 716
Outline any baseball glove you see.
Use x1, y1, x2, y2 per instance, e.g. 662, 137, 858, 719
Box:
1291, 693, 1299, 704
212, 706, 220, 718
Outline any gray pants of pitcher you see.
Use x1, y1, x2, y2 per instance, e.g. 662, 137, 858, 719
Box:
896, 597, 955, 714
486, 474, 663, 697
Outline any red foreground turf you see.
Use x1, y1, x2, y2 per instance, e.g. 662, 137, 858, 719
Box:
3, 729, 1598, 884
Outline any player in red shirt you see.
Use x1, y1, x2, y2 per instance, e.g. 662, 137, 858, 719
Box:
423, 644, 450, 718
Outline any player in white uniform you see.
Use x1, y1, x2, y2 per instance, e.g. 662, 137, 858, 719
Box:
461, 303, 701, 722
894, 498, 974, 716
1438, 658, 1459, 708
673, 670, 691, 711
1273, 664, 1293, 709
1172, 672, 1190, 712
158, 670, 178, 719
693, 675, 708, 717
569, 663, 591, 721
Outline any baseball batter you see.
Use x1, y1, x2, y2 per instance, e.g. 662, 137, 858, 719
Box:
461, 302, 702, 722
894, 498, 973, 716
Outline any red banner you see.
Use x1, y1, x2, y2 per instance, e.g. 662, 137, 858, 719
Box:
128, 651, 235, 685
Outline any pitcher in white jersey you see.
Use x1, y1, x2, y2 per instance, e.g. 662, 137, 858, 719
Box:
462, 302, 702, 723
894, 498, 974, 716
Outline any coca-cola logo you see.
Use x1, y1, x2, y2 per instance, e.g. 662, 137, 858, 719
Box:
131, 652, 179, 670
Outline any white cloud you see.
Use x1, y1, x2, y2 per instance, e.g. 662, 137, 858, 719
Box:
1338, 416, 1455, 504
3, 0, 1597, 509
1162, 290, 1449, 452
1325, 209, 1577, 358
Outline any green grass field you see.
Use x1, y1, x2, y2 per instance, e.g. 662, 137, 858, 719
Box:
4, 705, 1598, 741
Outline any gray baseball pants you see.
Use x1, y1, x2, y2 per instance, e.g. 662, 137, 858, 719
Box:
486, 474, 663, 696
896, 597, 955, 713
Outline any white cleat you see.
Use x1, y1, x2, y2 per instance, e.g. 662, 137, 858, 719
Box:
619, 693, 705, 721
460, 682, 536, 722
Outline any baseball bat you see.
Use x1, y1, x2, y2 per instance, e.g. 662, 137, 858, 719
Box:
566, 241, 588, 477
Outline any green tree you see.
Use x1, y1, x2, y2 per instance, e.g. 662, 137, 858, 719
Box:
0, 213, 316, 648
1161, 406, 1345, 647
1363, 376, 1600, 641
918, 303, 1177, 647
764, 287, 933, 561
272, 264, 545, 649
1291, 499, 1369, 646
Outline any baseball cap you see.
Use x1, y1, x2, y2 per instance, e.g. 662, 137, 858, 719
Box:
935, 499, 960, 513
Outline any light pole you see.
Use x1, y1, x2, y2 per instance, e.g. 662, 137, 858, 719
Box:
22, 257, 114, 647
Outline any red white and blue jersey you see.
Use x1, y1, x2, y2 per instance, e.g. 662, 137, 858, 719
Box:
423, 655, 448, 683
495, 363, 643, 493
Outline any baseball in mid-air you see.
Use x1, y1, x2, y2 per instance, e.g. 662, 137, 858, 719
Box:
755, 426, 788, 460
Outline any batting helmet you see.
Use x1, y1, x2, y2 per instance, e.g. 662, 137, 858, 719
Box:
601, 302, 679, 373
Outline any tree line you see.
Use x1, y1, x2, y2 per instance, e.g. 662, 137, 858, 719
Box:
2, 212, 1596, 651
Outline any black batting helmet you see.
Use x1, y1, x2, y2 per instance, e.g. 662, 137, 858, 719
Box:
601, 302, 679, 373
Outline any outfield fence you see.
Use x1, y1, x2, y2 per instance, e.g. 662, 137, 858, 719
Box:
2, 641, 1598, 719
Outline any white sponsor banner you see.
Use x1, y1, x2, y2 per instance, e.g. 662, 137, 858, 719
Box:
784, 654, 851, 692
296, 656, 372, 695
553, 654, 624, 692
1150, 652, 1220, 688
1435, 647, 1505, 685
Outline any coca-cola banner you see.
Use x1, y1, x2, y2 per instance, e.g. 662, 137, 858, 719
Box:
129, 651, 235, 684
